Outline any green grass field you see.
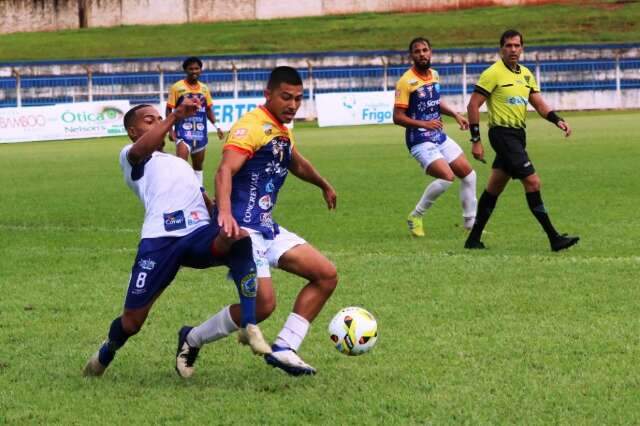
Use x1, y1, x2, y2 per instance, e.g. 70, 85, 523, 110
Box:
0, 2, 639, 61
1, 110, 639, 424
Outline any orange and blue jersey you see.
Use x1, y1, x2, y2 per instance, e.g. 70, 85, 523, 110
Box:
222, 106, 296, 239
167, 79, 213, 146
394, 67, 447, 149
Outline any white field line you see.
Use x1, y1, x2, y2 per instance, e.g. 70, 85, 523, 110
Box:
324, 251, 640, 265
0, 223, 138, 234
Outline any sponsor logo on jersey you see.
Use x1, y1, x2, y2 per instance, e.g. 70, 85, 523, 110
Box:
259, 212, 273, 227
196, 123, 205, 131
187, 211, 203, 226
163, 210, 186, 231
138, 258, 156, 271
409, 79, 419, 86
243, 172, 259, 223
507, 96, 528, 105
524, 75, 531, 84
265, 179, 275, 193
182, 122, 193, 130
233, 128, 248, 138
263, 123, 273, 135
259, 195, 272, 210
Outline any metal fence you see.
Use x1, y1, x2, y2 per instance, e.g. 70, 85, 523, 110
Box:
1, 58, 639, 108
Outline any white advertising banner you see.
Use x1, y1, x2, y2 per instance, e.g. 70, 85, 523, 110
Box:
155, 97, 267, 132
316, 91, 395, 127
0, 101, 130, 144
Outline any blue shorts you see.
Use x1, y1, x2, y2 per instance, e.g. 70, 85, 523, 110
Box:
124, 223, 224, 309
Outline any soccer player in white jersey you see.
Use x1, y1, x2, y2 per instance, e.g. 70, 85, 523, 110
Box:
83, 100, 270, 378
182, 67, 338, 377
393, 37, 477, 237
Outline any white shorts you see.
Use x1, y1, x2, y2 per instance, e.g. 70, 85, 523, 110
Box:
242, 226, 306, 278
410, 137, 464, 171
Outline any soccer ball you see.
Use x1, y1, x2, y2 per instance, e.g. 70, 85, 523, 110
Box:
328, 307, 378, 356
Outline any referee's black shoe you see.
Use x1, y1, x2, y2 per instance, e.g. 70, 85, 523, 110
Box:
464, 238, 486, 249
550, 234, 580, 252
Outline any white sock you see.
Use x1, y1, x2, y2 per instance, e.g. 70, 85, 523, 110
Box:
460, 170, 477, 228
274, 312, 310, 352
186, 305, 239, 348
194, 170, 204, 186
412, 179, 452, 216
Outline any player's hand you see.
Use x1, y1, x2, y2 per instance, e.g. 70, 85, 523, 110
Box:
471, 141, 486, 163
557, 120, 572, 137
217, 211, 240, 238
174, 98, 199, 119
455, 114, 469, 130
216, 128, 225, 140
322, 185, 337, 210
422, 119, 443, 130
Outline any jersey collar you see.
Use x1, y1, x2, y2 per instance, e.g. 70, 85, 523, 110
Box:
500, 60, 521, 74
410, 67, 433, 82
183, 79, 201, 90
259, 106, 289, 132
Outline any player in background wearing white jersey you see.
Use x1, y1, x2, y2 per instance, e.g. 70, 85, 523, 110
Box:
83, 100, 270, 379
393, 37, 477, 237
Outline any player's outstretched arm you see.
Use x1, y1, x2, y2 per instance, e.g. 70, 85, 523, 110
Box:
289, 147, 336, 210
128, 99, 198, 164
206, 107, 225, 140
529, 92, 572, 137
215, 150, 248, 237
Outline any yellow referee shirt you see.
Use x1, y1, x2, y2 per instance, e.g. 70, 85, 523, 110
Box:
474, 60, 539, 129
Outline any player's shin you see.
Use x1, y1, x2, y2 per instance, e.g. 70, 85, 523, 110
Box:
460, 170, 477, 229
468, 190, 498, 241
413, 179, 452, 216
227, 237, 258, 327
525, 191, 559, 240
99, 316, 134, 367
227, 237, 272, 355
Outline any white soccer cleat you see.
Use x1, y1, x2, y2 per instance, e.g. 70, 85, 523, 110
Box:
238, 324, 272, 355
264, 345, 316, 376
82, 350, 106, 377
175, 326, 200, 379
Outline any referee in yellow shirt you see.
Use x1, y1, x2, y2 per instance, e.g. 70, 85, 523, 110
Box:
464, 30, 579, 252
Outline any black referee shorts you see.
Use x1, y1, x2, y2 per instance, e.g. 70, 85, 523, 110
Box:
488, 126, 535, 179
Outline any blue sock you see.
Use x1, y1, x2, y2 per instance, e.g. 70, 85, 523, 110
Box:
227, 237, 258, 328
98, 317, 132, 367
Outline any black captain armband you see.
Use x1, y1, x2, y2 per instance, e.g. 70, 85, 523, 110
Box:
469, 124, 481, 143
546, 111, 564, 125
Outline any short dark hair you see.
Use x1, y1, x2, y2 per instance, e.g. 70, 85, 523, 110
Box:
267, 66, 303, 90
182, 56, 203, 70
123, 104, 151, 129
500, 30, 523, 47
409, 37, 431, 52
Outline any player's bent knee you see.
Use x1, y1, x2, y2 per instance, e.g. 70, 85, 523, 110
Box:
315, 263, 338, 293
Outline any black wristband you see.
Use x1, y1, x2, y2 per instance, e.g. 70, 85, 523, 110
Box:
469, 124, 480, 143
546, 111, 563, 125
